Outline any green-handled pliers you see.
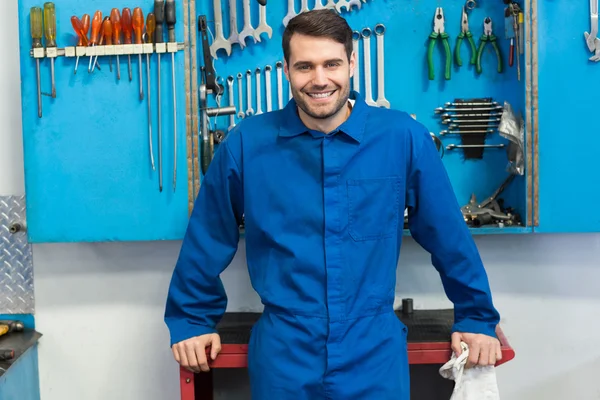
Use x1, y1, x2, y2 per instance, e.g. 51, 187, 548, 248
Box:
427, 7, 451, 80
455, 6, 477, 66
476, 17, 503, 74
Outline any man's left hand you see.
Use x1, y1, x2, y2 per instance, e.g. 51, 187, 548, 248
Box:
451, 332, 502, 368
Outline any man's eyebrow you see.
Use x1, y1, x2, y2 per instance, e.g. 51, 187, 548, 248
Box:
292, 58, 345, 67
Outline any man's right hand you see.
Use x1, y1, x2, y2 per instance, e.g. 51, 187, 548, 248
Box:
172, 333, 222, 373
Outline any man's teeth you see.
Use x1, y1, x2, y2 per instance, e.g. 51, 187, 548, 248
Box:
309, 91, 334, 99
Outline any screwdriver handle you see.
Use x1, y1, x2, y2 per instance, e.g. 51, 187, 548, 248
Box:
90, 11, 102, 45
154, 0, 165, 44
30, 7, 43, 47
145, 12, 155, 44
110, 9, 122, 45
71, 16, 89, 46
43, 2, 57, 47
132, 8, 144, 45
122, 8, 133, 44
103, 19, 113, 45
166, 0, 176, 43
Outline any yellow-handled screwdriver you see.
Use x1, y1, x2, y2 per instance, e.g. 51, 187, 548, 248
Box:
30, 6, 43, 117
43, 2, 56, 98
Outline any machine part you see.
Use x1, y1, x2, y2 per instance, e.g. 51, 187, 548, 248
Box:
133, 8, 145, 99
446, 143, 504, 150
428, 7, 451, 80
336, 0, 361, 13
228, 0, 242, 48
461, 174, 520, 227
198, 16, 223, 95
465, 0, 477, 10
212, 129, 226, 144
265, 65, 273, 112
255, 67, 263, 115
352, 31, 360, 92
110, 9, 122, 81
300, 0, 310, 13
246, 70, 254, 116
227, 76, 235, 129
145, 13, 156, 171
283, 0, 297, 27
401, 298, 414, 315
206, 106, 236, 117
276, 61, 283, 109
237, 72, 245, 118
374, 24, 389, 108
166, 0, 177, 192
254, 3, 272, 41
240, 0, 257, 46
361, 28, 376, 105
456, 6, 476, 66
585, 0, 599, 52
476, 17, 503, 73
210, 0, 232, 58
122, 8, 134, 81
43, 2, 57, 98
440, 129, 495, 135
30, 7, 43, 118
155, 0, 165, 192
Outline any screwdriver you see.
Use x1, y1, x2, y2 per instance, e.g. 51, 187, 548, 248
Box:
92, 17, 109, 73
30, 6, 43, 118
102, 18, 113, 72
88, 11, 102, 73
122, 8, 133, 81
145, 12, 156, 171
155, 0, 165, 192
132, 8, 144, 100
110, 9, 122, 80
71, 14, 89, 74
43, 2, 57, 98
166, 0, 177, 192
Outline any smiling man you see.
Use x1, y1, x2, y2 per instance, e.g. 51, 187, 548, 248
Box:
164, 9, 501, 400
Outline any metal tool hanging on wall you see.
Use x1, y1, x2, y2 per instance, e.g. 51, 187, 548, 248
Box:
585, 0, 600, 61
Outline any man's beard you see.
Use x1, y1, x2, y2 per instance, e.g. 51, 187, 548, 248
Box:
292, 83, 350, 120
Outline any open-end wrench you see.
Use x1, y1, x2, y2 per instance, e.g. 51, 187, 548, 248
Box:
442, 118, 501, 125
314, 0, 326, 10
446, 143, 504, 150
276, 61, 283, 109
237, 72, 245, 119
255, 67, 263, 115
228, 0, 242, 49
361, 28, 376, 105
440, 129, 495, 135
246, 70, 254, 116
239, 0, 258, 46
210, 0, 231, 58
283, 0, 297, 27
301, 0, 310, 13
227, 75, 235, 129
352, 31, 360, 92
325, 0, 336, 9
265, 65, 273, 112
585, 0, 598, 52
336, 0, 361, 13
374, 24, 389, 108
254, 4, 272, 41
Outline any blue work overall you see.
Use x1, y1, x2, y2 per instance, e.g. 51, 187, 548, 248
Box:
164, 91, 500, 399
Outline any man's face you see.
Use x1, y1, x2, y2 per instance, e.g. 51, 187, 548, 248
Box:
284, 33, 355, 121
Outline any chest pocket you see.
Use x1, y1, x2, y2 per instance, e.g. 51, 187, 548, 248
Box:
347, 176, 402, 241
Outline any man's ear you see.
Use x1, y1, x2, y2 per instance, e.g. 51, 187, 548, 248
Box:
283, 60, 290, 81
349, 51, 357, 78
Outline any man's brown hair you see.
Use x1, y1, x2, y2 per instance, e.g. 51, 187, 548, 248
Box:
282, 9, 353, 65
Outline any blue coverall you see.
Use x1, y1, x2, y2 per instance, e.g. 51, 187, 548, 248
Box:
165, 91, 500, 399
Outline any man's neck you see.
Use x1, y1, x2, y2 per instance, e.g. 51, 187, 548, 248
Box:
298, 101, 352, 134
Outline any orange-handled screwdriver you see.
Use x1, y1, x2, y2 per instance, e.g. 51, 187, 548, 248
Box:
88, 11, 102, 73
133, 7, 144, 100
122, 8, 133, 81
145, 12, 156, 171
110, 8, 122, 80
71, 15, 87, 74
92, 17, 109, 73
103, 18, 113, 72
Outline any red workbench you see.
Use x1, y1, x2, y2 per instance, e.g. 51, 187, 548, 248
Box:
179, 309, 515, 400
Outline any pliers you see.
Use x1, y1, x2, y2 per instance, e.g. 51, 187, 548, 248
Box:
455, 6, 477, 66
427, 7, 451, 80
476, 17, 503, 74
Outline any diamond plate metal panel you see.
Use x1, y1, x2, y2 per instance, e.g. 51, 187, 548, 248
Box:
0, 195, 34, 314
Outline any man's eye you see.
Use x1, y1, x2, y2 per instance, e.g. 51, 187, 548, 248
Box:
327, 63, 340, 67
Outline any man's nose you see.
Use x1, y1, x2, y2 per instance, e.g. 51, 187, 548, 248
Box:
312, 67, 328, 86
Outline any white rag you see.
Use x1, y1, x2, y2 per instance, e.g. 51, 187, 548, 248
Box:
439, 341, 500, 400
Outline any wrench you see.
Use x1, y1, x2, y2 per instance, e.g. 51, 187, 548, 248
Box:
276, 61, 283, 109
255, 67, 263, 115
227, 76, 235, 129
352, 31, 360, 92
301, 0, 310, 13
336, 0, 361, 13
239, 0, 258, 46
446, 144, 504, 150
585, 0, 598, 52
210, 0, 232, 59
440, 129, 495, 135
237, 72, 245, 119
374, 24, 389, 108
246, 70, 254, 116
314, 0, 326, 10
325, 0, 336, 9
228, 0, 242, 49
283, 0, 297, 27
254, 4, 272, 41
361, 28, 376, 105
265, 65, 273, 112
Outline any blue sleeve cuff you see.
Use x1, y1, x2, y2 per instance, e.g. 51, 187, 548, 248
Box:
452, 318, 498, 339
167, 319, 218, 347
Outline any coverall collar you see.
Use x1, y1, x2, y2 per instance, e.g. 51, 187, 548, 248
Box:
279, 90, 368, 142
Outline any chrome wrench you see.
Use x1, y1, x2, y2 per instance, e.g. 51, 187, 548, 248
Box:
283, 0, 297, 27
254, 3, 272, 41
314, 0, 326, 10
276, 61, 283, 109
246, 70, 254, 116
265, 65, 273, 112
352, 31, 360, 92
585, 0, 598, 52
301, 0, 310, 13
237, 72, 245, 119
228, 0, 242, 49
210, 0, 231, 58
255, 67, 263, 115
361, 28, 376, 105
239, 0, 258, 45
374, 24, 389, 108
227, 75, 235, 129
336, 0, 361, 13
